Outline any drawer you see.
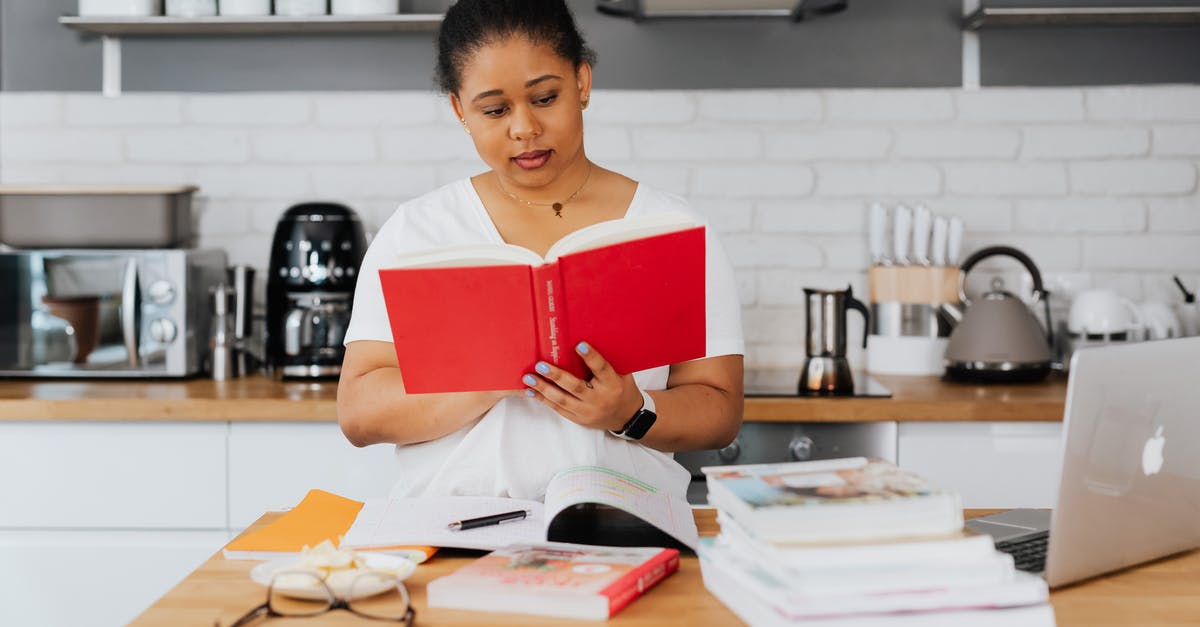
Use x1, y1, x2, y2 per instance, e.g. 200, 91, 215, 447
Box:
0, 422, 226, 529
228, 422, 400, 529
898, 422, 1063, 509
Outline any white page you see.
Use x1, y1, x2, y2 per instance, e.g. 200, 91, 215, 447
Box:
340, 496, 546, 551
545, 210, 696, 261
545, 466, 699, 550
390, 243, 542, 268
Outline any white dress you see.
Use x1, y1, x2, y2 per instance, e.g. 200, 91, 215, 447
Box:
344, 178, 745, 502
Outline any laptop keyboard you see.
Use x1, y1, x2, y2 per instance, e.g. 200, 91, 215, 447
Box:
996, 531, 1050, 573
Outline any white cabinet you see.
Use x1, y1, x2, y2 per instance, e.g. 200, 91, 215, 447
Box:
227, 422, 399, 529
0, 421, 227, 528
0, 421, 229, 627
0, 529, 227, 627
898, 422, 1063, 509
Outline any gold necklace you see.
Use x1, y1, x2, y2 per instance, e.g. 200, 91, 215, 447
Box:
496, 165, 593, 218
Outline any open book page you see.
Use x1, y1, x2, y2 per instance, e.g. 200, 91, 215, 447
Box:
339, 496, 546, 551
545, 211, 697, 261
391, 243, 543, 269
388, 211, 697, 269
544, 466, 700, 550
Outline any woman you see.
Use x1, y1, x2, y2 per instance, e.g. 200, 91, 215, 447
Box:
337, 0, 743, 502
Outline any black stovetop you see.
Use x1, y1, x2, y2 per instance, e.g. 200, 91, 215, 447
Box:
743, 368, 892, 398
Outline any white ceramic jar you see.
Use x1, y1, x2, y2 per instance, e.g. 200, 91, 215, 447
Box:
166, 0, 216, 17
331, 0, 399, 15
274, 0, 328, 16
219, 0, 270, 16
78, 0, 162, 16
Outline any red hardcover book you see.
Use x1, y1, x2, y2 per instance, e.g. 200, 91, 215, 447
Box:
379, 212, 706, 393
426, 543, 681, 620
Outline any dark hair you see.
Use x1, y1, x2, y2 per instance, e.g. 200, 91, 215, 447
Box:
435, 0, 597, 95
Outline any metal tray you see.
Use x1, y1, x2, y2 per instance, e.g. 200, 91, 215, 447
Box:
0, 185, 197, 249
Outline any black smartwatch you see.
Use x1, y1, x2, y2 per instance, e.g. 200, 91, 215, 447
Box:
609, 389, 657, 441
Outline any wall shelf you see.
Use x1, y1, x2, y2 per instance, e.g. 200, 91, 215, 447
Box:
59, 14, 443, 97
59, 14, 443, 36
964, 5, 1200, 30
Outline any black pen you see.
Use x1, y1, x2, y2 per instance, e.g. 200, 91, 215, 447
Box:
447, 509, 530, 531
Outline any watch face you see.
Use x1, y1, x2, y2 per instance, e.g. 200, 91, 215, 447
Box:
624, 409, 657, 440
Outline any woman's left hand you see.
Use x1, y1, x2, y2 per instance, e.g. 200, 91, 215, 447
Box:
522, 342, 644, 432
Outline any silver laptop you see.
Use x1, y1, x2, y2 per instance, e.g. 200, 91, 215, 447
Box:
967, 337, 1200, 588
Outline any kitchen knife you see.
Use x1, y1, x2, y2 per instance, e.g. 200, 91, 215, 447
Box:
947, 216, 964, 267
893, 204, 912, 266
868, 202, 890, 266
931, 216, 948, 267
912, 204, 931, 266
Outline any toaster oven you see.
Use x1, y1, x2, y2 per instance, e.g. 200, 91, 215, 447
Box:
0, 249, 227, 377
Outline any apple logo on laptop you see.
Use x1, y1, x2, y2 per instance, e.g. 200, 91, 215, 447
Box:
1142, 426, 1165, 476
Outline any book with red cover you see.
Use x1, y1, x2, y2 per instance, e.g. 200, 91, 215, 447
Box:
379, 212, 706, 393
426, 543, 681, 620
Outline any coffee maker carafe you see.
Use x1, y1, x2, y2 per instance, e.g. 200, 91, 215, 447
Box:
266, 203, 367, 379
799, 285, 870, 396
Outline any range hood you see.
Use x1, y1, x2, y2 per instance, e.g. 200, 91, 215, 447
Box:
596, 0, 848, 20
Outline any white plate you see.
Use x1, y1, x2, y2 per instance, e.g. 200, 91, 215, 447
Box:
249, 553, 416, 601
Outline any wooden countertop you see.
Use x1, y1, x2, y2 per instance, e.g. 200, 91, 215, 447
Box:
0, 373, 1067, 422
131, 509, 1200, 627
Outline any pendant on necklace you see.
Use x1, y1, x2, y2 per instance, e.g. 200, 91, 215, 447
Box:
553, 203, 563, 218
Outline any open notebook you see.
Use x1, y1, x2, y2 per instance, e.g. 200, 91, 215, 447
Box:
340, 466, 700, 552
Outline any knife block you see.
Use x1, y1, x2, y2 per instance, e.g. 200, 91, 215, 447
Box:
867, 265, 961, 376
868, 265, 960, 305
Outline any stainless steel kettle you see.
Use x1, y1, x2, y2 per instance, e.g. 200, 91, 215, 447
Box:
940, 246, 1055, 383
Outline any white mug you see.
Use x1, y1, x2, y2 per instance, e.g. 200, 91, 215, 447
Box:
219, 0, 270, 15
1136, 301, 1182, 341
166, 0, 216, 16
1176, 303, 1200, 337
79, 0, 162, 16
331, 0, 399, 15
274, 0, 328, 16
1068, 289, 1141, 337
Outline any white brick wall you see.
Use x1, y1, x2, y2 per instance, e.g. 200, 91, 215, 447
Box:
1152, 125, 1200, 157
252, 130, 376, 163
893, 128, 1018, 159
632, 128, 761, 161
956, 89, 1085, 122
825, 90, 954, 122
697, 91, 822, 123
126, 130, 249, 163
944, 163, 1067, 196
765, 128, 891, 160
1021, 127, 1149, 160
1069, 161, 1196, 195
2, 85, 1199, 370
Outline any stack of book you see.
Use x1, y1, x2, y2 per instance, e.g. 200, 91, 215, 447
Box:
698, 458, 1056, 626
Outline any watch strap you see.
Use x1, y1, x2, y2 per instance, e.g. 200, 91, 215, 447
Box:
609, 388, 657, 441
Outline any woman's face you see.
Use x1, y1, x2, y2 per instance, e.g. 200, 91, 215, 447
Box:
451, 35, 591, 191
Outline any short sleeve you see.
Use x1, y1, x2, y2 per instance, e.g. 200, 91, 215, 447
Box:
343, 209, 406, 345
704, 227, 745, 358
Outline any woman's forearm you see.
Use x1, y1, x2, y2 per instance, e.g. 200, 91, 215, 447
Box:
636, 381, 743, 453
337, 365, 508, 447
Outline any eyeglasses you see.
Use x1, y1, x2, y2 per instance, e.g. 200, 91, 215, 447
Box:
223, 570, 415, 627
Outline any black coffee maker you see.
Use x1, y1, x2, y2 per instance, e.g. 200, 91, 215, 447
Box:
266, 203, 367, 379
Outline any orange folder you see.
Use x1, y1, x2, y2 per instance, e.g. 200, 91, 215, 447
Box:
223, 489, 436, 563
